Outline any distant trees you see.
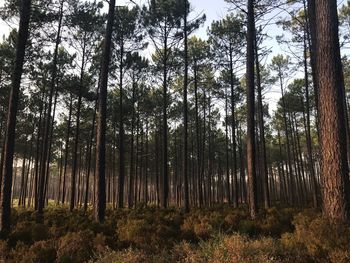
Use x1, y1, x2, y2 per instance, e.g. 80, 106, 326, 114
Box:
142, 0, 184, 208
1, 0, 350, 230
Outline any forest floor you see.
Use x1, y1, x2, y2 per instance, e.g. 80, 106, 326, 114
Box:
0, 204, 349, 263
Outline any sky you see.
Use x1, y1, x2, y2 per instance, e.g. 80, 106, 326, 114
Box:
0, 0, 329, 113
0, 0, 295, 113
0, 0, 231, 40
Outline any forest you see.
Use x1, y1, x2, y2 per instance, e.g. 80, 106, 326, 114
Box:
1, 0, 350, 262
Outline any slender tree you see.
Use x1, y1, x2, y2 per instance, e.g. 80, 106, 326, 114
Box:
0, 0, 32, 231
246, 0, 258, 219
95, 0, 115, 223
183, 0, 189, 212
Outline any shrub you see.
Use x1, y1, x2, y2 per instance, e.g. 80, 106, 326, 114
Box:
8, 241, 29, 263
22, 240, 57, 263
117, 218, 151, 247
57, 230, 95, 263
281, 212, 350, 262
116, 211, 181, 250
259, 207, 294, 236
8, 221, 33, 246
0, 240, 9, 261
31, 223, 50, 242
181, 210, 225, 240
237, 220, 261, 236
94, 249, 149, 263
177, 234, 291, 263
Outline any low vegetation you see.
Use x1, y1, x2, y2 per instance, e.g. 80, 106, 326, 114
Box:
0, 206, 349, 262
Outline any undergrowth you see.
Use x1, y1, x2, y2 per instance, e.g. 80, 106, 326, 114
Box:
0, 205, 348, 262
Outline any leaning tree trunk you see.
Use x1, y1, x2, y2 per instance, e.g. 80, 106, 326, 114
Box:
314, 0, 350, 223
0, 0, 32, 232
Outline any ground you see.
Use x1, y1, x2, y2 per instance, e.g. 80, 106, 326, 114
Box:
0, 204, 349, 262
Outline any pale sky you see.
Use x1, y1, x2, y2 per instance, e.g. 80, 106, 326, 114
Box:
0, 0, 325, 113
0, 0, 232, 47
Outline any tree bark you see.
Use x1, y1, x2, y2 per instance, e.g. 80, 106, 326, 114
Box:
0, 0, 32, 231
183, 0, 190, 212
246, 0, 258, 219
95, 0, 115, 223
314, 0, 350, 222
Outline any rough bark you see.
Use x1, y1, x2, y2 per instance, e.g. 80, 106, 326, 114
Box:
314, 0, 350, 222
246, 0, 258, 219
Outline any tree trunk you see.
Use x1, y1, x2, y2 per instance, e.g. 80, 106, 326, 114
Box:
314, 0, 350, 222
118, 40, 125, 209
183, 0, 190, 212
95, 0, 115, 223
255, 32, 269, 209
246, 0, 258, 219
62, 93, 73, 204
70, 37, 87, 211
84, 100, 97, 212
0, 0, 31, 232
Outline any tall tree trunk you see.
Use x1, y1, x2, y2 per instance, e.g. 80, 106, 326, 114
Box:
84, 100, 97, 212
70, 37, 87, 211
303, 19, 318, 208
246, 0, 258, 219
229, 45, 238, 208
95, 0, 115, 223
162, 31, 169, 208
194, 64, 203, 207
128, 75, 136, 208
38, 0, 64, 215
224, 86, 231, 204
280, 76, 295, 204
314, 0, 350, 222
306, 0, 319, 113
18, 140, 28, 207
183, 0, 190, 212
118, 40, 125, 209
62, 93, 73, 204
255, 32, 269, 209
0, 0, 31, 232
